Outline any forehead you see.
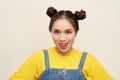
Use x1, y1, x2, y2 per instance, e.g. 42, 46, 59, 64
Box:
52, 18, 75, 30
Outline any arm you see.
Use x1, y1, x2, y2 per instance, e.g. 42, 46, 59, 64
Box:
83, 54, 114, 80
8, 51, 40, 80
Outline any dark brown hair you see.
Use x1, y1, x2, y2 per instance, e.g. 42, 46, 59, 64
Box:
46, 7, 86, 33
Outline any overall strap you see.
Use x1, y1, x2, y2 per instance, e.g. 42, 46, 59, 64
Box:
43, 50, 50, 68
78, 52, 87, 70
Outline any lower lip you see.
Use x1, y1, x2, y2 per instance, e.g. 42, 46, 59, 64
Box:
59, 43, 67, 49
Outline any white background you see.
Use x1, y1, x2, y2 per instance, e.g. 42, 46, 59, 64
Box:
0, 0, 120, 80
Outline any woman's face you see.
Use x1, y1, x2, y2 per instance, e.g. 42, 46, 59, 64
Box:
51, 18, 76, 55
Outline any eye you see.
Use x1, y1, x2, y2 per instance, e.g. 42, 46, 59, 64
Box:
53, 30, 60, 35
66, 31, 72, 35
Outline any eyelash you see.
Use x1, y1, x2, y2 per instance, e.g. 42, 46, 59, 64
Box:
53, 31, 72, 35
66, 31, 72, 34
54, 31, 60, 34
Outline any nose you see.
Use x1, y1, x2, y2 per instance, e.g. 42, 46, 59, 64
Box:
59, 33, 66, 42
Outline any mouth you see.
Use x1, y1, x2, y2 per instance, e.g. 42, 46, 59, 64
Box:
59, 43, 68, 49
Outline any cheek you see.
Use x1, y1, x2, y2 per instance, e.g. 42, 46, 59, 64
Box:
52, 34, 58, 42
69, 35, 76, 42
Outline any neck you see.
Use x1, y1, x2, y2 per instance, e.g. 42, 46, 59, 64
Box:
55, 47, 73, 56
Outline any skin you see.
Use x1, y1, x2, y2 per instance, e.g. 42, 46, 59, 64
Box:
51, 18, 76, 56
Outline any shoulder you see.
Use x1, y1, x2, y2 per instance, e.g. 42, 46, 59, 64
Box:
80, 51, 97, 64
83, 52, 102, 68
74, 49, 96, 61
27, 50, 45, 62
85, 53, 98, 62
30, 47, 55, 58
31, 50, 44, 57
73, 48, 92, 57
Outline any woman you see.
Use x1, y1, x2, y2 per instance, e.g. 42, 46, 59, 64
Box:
9, 7, 113, 80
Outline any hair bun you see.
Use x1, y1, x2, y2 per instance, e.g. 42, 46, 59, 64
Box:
46, 7, 57, 18
74, 10, 86, 20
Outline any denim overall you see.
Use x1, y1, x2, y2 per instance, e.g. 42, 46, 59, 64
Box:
39, 50, 87, 80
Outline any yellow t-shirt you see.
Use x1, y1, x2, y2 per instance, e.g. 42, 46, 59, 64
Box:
9, 47, 113, 80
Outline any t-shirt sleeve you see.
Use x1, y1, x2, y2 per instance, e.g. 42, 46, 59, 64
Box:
8, 51, 42, 80
83, 54, 114, 80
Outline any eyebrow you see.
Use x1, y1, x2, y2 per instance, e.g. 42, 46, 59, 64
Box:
52, 29, 59, 31
52, 28, 73, 31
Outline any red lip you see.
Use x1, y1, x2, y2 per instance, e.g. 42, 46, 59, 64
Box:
59, 43, 68, 49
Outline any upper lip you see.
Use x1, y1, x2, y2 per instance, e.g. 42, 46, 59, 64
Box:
59, 43, 68, 44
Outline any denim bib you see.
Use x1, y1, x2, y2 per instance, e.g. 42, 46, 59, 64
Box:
39, 50, 87, 80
